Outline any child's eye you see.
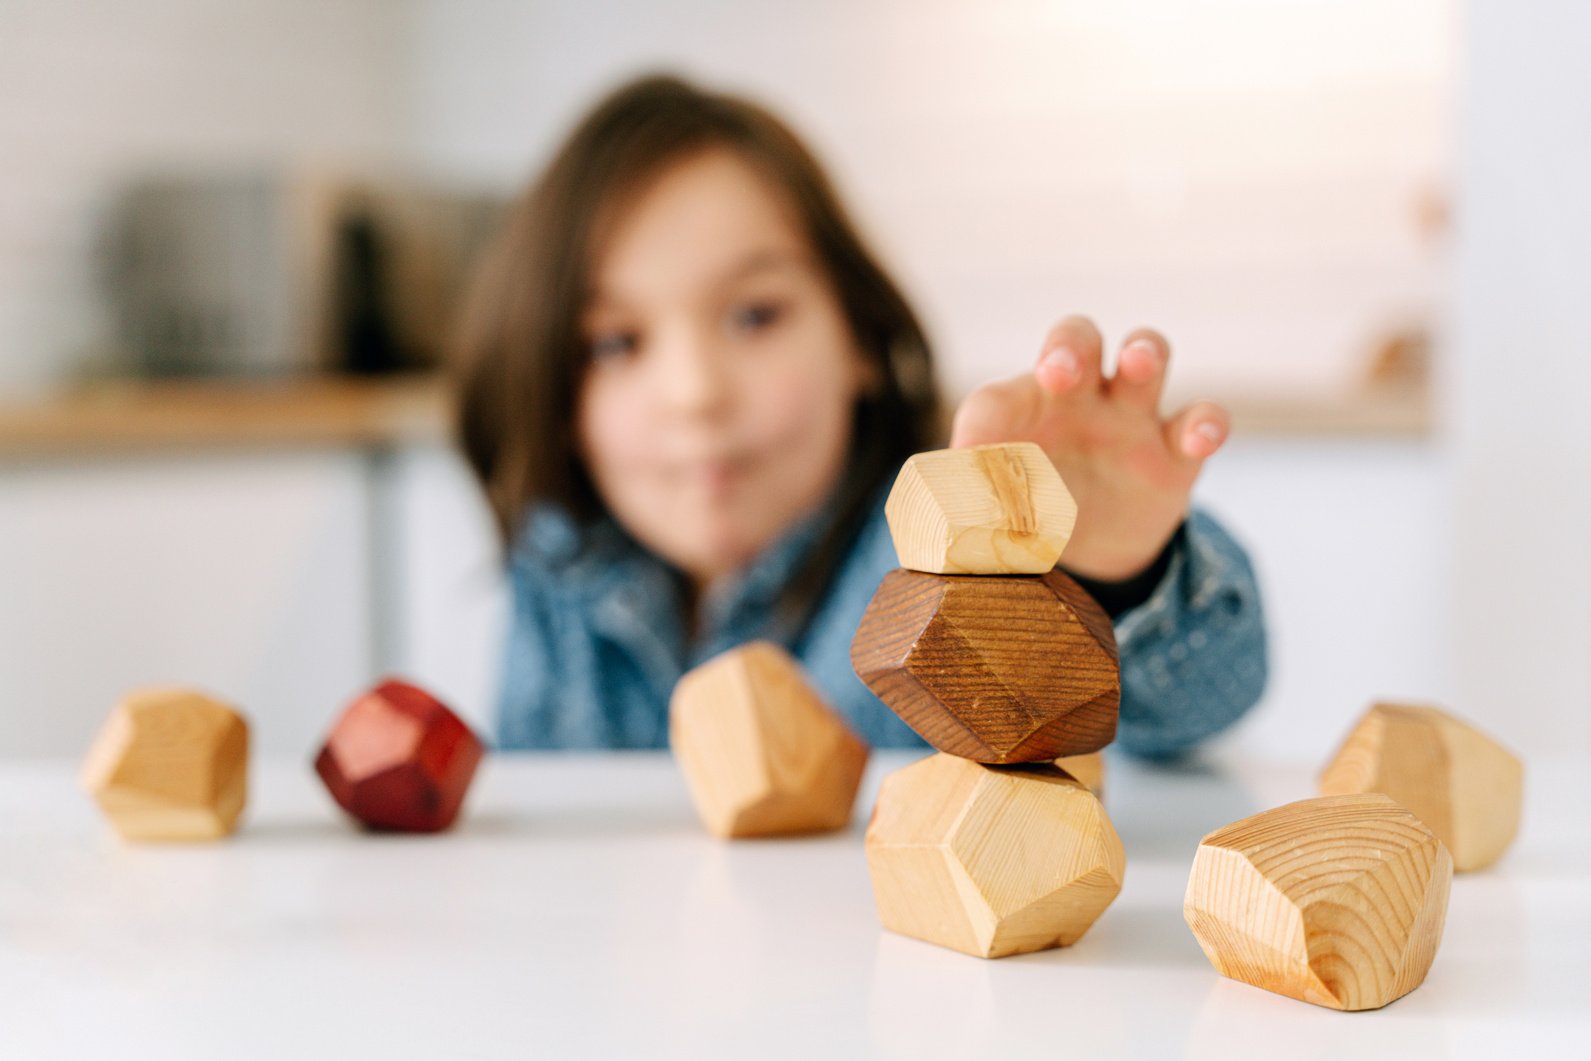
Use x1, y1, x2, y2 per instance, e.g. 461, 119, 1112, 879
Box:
728, 302, 783, 335
587, 330, 639, 362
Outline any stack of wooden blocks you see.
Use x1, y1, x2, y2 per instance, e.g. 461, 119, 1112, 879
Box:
850, 442, 1127, 959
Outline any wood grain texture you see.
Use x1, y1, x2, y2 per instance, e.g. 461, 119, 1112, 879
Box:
670, 642, 870, 838
1055, 751, 1106, 800
884, 443, 1077, 574
865, 753, 1125, 958
1184, 793, 1452, 1011
80, 688, 249, 841
1319, 701, 1523, 872
314, 678, 484, 833
851, 568, 1119, 762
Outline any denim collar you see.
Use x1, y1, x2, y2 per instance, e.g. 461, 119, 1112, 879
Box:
509, 479, 851, 666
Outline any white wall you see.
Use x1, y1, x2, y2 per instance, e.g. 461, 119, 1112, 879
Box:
381, 444, 507, 740
0, 450, 375, 757
1445, 0, 1591, 756
1195, 439, 1453, 760
0, 0, 406, 396
405, 0, 1451, 401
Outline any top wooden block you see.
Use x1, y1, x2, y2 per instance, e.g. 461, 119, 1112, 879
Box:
885, 443, 1076, 574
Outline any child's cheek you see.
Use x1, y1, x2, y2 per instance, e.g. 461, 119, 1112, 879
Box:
578, 372, 653, 471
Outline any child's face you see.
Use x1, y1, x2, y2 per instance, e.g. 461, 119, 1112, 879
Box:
575, 148, 873, 589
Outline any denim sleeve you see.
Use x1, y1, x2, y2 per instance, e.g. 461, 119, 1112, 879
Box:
1111, 507, 1269, 759
794, 490, 933, 749
494, 556, 557, 750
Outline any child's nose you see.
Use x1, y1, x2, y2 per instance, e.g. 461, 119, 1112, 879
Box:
656, 330, 732, 418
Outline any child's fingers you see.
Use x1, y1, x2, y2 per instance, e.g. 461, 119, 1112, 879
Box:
1035, 316, 1103, 395
1164, 400, 1231, 463
950, 376, 1040, 448
1109, 327, 1170, 412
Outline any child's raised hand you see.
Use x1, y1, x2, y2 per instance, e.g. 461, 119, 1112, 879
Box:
950, 315, 1229, 583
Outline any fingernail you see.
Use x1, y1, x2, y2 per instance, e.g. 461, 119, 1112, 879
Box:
1125, 339, 1162, 365
1193, 421, 1225, 445
1042, 346, 1080, 380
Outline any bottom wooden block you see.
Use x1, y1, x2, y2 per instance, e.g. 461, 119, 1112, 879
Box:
80, 687, 249, 842
1055, 750, 1105, 800
1184, 793, 1452, 1011
865, 753, 1125, 959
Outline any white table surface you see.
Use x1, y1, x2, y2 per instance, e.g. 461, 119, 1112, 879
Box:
2, 749, 1586, 1060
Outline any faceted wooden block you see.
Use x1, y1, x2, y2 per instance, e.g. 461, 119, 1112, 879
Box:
865, 753, 1125, 958
80, 688, 248, 842
885, 442, 1078, 574
851, 568, 1119, 763
1055, 750, 1105, 800
1185, 793, 1452, 1011
1319, 701, 1523, 872
670, 641, 870, 838
314, 678, 484, 833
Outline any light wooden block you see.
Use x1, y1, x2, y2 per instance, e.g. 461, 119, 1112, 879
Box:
80, 688, 249, 842
885, 442, 1077, 574
1319, 701, 1523, 872
670, 641, 870, 838
314, 678, 484, 833
852, 568, 1119, 763
865, 753, 1125, 958
1055, 750, 1106, 799
1184, 793, 1452, 1011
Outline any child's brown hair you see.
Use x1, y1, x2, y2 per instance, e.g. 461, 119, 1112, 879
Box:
453, 73, 941, 633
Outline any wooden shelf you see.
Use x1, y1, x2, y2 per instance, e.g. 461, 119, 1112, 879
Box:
1221, 387, 1432, 438
0, 374, 454, 459
0, 375, 1430, 461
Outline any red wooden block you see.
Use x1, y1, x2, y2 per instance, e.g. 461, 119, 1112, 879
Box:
314, 679, 484, 832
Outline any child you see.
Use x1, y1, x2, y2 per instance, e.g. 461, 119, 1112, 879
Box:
454, 74, 1267, 760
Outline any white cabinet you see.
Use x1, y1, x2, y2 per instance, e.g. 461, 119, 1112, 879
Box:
0, 444, 504, 758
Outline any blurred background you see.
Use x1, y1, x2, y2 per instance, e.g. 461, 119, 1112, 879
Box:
1, 0, 1585, 764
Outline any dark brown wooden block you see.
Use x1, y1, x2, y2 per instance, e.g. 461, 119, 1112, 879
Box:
851, 568, 1119, 763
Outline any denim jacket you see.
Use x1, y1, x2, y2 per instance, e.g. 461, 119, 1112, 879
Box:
496, 477, 1268, 760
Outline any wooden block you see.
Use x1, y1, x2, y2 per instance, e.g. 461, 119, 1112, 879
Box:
670, 641, 870, 838
1319, 701, 1523, 872
314, 678, 484, 833
851, 568, 1119, 763
80, 688, 248, 842
1184, 793, 1452, 1011
884, 442, 1077, 574
1055, 750, 1106, 800
865, 753, 1124, 958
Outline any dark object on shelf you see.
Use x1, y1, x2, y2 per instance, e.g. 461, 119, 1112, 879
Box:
100, 173, 504, 379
